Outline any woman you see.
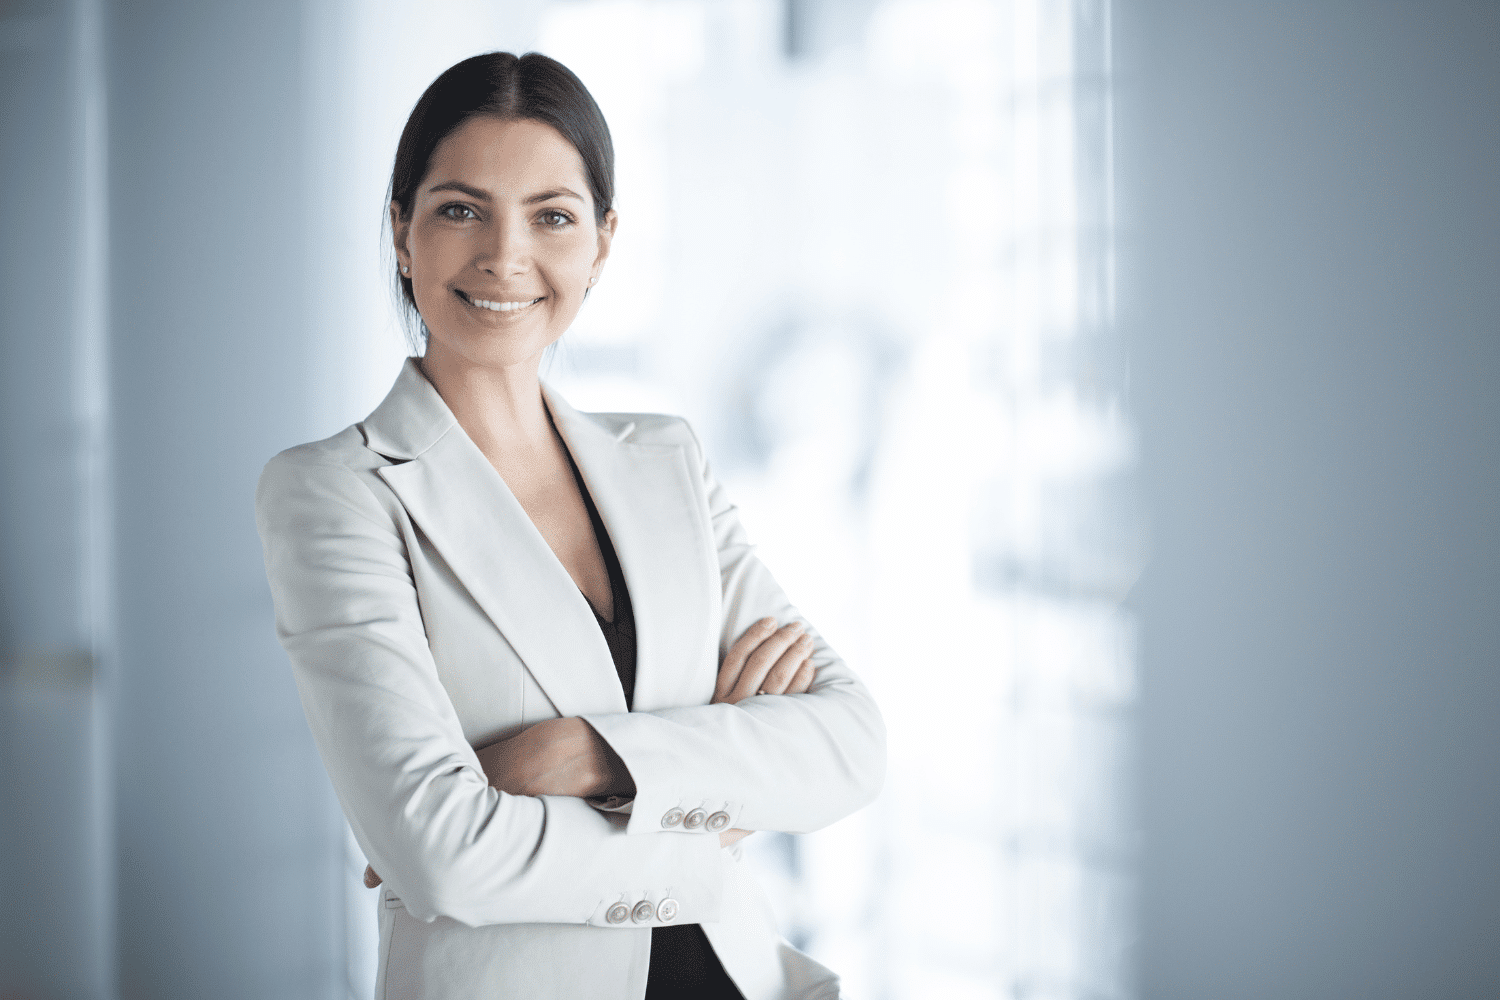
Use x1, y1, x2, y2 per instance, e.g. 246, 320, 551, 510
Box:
256, 52, 885, 1000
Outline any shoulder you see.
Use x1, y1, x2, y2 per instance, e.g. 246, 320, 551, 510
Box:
578, 409, 702, 453
543, 380, 705, 459
262, 424, 364, 467
255, 425, 394, 531
259, 424, 376, 486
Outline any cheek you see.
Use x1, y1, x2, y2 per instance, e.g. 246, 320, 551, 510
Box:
412, 268, 449, 311
412, 227, 459, 268
409, 234, 461, 300
552, 232, 600, 276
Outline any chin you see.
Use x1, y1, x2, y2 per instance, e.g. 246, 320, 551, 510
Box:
437, 327, 560, 371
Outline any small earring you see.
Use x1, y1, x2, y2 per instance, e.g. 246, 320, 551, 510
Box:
401, 265, 410, 275
589, 276, 596, 285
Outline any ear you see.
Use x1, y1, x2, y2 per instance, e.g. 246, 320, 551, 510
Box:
591, 209, 618, 282
390, 200, 413, 274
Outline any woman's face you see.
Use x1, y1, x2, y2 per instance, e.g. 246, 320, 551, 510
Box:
392, 116, 616, 370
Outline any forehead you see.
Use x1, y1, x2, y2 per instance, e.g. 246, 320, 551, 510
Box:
423, 117, 590, 200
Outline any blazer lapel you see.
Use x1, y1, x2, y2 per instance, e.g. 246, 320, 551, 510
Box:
362, 360, 627, 719
544, 387, 720, 713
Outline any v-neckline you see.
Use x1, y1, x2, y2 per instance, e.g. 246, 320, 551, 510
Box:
563, 441, 621, 626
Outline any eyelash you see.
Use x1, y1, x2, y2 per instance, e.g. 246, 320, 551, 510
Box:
437, 203, 576, 229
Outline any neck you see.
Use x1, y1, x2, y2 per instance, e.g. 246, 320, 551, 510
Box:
418, 343, 554, 459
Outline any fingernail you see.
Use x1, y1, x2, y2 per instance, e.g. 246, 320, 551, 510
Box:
759, 617, 776, 628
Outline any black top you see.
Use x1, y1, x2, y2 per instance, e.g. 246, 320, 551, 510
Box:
566, 455, 745, 1000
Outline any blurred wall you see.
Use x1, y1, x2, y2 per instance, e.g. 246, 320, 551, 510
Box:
1121, 2, 1500, 997
1, 1, 112, 997
3, 0, 350, 996
106, 0, 346, 997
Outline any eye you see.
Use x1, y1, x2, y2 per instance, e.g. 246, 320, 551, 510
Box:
538, 209, 575, 228
440, 203, 478, 221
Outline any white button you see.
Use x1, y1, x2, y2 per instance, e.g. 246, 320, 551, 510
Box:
661, 808, 685, 828
706, 811, 730, 831
632, 900, 656, 923
656, 897, 679, 922
683, 809, 707, 830
606, 902, 630, 924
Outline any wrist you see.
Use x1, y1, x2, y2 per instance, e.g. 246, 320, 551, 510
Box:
585, 720, 636, 798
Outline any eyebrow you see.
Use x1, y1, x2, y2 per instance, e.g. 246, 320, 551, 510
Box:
523, 188, 586, 205
425, 181, 586, 205
427, 180, 491, 200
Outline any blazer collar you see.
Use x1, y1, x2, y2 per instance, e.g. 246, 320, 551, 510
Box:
360, 357, 638, 458
544, 385, 719, 713
362, 357, 458, 460
358, 358, 717, 718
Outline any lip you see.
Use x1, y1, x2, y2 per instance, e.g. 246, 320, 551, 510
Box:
455, 289, 546, 314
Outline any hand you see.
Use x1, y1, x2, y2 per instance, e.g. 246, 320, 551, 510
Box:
361, 718, 636, 891
476, 716, 636, 799
718, 827, 753, 849
712, 617, 817, 705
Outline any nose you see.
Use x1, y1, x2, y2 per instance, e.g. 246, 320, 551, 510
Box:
475, 213, 529, 277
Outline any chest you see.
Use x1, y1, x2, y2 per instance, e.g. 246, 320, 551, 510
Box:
485, 443, 615, 622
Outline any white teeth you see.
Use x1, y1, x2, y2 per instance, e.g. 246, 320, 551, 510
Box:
467, 295, 541, 313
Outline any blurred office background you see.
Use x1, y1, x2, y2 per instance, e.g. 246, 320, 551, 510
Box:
0, 2, 1495, 1000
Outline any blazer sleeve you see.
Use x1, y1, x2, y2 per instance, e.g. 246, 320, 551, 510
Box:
582, 421, 887, 837
256, 449, 725, 928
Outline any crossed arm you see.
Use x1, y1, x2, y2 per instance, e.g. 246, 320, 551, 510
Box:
362, 617, 815, 888
262, 423, 885, 923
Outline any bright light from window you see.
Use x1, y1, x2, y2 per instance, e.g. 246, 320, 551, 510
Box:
329, 2, 1137, 996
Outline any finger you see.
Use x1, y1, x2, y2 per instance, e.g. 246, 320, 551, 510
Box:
714, 617, 777, 703
363, 865, 383, 889
758, 634, 815, 695
730, 622, 806, 702
714, 617, 774, 701
719, 827, 753, 848
730, 623, 804, 702
785, 657, 817, 696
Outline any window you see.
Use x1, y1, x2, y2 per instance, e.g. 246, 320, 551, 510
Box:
327, 3, 1137, 995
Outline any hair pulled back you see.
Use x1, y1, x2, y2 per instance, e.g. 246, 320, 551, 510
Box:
387, 51, 615, 350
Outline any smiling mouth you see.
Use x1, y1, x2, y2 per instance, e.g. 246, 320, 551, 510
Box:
457, 290, 545, 313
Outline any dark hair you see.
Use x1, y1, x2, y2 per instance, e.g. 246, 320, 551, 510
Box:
387, 51, 615, 351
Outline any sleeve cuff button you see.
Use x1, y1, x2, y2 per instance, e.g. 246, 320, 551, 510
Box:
606, 902, 630, 924
683, 809, 708, 830
661, 808, 685, 828
632, 900, 657, 923
656, 898, 679, 922
706, 811, 730, 831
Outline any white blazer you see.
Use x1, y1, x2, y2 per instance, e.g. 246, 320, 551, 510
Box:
255, 359, 886, 1000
